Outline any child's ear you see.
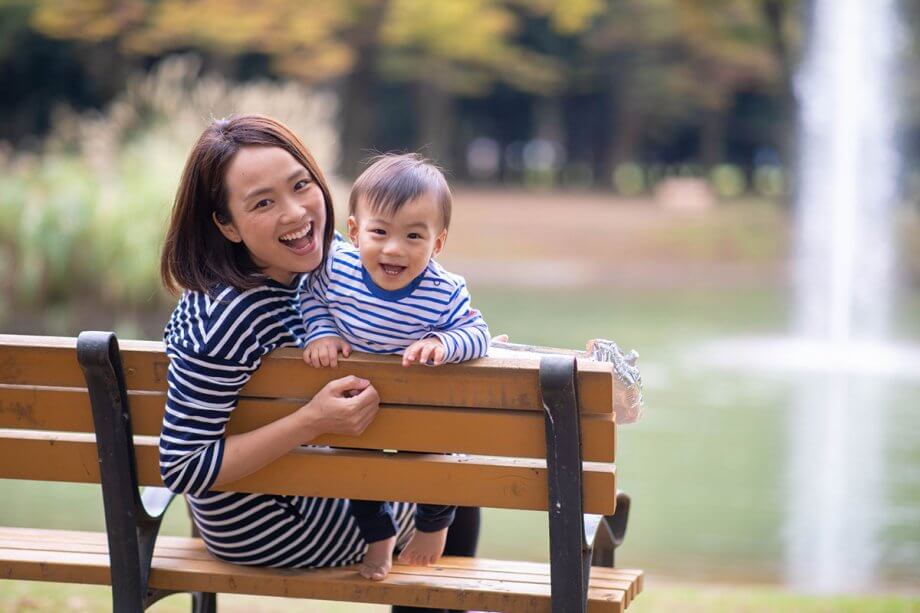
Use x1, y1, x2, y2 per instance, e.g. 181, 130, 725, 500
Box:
213, 212, 243, 243
432, 228, 448, 257
347, 216, 359, 246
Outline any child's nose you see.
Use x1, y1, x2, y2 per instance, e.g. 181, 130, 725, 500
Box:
382, 238, 401, 255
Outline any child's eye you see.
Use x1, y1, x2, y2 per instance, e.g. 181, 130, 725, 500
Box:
407, 232, 423, 240
371, 228, 386, 236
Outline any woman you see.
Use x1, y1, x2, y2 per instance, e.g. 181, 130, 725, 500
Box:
159, 114, 478, 612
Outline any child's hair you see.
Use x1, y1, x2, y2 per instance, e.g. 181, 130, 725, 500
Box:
160, 114, 335, 294
348, 153, 452, 230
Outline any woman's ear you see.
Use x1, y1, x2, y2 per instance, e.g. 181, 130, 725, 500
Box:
347, 216, 359, 246
213, 211, 243, 243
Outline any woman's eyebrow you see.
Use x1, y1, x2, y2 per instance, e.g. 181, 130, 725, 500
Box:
243, 185, 274, 201
243, 168, 308, 200
288, 167, 309, 181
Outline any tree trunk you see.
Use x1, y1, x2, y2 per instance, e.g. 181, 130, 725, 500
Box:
700, 109, 726, 169
611, 101, 642, 169
414, 80, 455, 169
762, 0, 797, 205
338, 1, 389, 178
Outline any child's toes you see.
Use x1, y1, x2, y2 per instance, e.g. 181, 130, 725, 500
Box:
359, 560, 389, 581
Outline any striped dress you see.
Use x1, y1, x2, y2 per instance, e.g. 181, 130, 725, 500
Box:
158, 276, 415, 568
302, 240, 490, 361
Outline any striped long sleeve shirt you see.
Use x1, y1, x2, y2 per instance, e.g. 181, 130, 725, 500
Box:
302, 240, 490, 362
158, 278, 416, 568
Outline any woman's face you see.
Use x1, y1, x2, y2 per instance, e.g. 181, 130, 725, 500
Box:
217, 146, 326, 285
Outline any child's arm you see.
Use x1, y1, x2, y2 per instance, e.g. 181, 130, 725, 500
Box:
403, 280, 490, 366
300, 246, 351, 367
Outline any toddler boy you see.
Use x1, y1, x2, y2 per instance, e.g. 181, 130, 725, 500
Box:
301, 153, 490, 580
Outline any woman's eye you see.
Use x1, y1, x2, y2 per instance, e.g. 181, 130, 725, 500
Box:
294, 179, 311, 191
255, 199, 272, 209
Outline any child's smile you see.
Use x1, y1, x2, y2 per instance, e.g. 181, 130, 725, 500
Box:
380, 263, 408, 278
348, 193, 447, 292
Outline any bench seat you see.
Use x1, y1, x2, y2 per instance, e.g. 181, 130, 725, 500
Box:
0, 527, 643, 612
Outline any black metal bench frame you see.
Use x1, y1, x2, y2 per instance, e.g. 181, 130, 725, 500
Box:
77, 330, 631, 612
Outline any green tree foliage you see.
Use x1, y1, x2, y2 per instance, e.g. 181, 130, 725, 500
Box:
14, 0, 821, 179
29, 0, 575, 93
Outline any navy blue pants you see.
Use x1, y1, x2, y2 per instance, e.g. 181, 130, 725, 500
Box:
351, 499, 457, 542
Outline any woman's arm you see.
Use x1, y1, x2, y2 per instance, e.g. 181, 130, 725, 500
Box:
160, 342, 378, 495
211, 376, 379, 487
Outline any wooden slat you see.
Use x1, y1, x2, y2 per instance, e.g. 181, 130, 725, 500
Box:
0, 335, 618, 414
0, 385, 615, 462
0, 530, 635, 605
2, 539, 635, 603
0, 528, 640, 612
0, 528, 644, 595
0, 548, 626, 613
430, 556, 644, 600
0, 430, 617, 514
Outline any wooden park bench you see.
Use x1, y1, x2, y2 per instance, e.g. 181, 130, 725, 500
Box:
0, 332, 643, 612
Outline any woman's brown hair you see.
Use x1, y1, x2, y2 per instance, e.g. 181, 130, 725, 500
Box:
160, 114, 335, 294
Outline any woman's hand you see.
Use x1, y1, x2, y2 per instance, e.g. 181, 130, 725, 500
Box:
298, 375, 380, 438
213, 376, 379, 487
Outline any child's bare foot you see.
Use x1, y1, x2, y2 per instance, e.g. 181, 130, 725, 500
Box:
397, 528, 448, 566
359, 535, 396, 581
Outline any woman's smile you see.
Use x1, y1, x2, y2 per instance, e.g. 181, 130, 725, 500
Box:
279, 222, 316, 254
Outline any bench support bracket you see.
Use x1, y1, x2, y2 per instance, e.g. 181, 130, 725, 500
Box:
78, 331, 217, 613
540, 355, 591, 613
590, 492, 631, 567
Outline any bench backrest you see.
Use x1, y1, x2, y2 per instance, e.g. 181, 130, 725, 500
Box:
0, 334, 618, 514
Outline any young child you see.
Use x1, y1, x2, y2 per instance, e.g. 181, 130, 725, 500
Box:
300, 153, 490, 581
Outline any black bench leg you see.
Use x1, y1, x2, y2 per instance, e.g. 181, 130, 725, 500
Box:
189, 514, 218, 613
78, 331, 216, 612
540, 356, 591, 613
192, 591, 218, 613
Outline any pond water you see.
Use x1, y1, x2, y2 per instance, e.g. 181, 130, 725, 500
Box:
472, 285, 920, 592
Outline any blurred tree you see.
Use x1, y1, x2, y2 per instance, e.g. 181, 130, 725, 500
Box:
24, 0, 906, 190
26, 0, 583, 174
0, 0, 140, 143
569, 0, 792, 183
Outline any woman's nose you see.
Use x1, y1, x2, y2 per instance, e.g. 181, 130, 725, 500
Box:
280, 196, 305, 223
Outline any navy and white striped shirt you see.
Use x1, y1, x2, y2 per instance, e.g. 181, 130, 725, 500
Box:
302, 240, 490, 362
159, 278, 415, 568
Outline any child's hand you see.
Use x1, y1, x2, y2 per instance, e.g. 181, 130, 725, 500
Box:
303, 337, 351, 368
402, 337, 446, 367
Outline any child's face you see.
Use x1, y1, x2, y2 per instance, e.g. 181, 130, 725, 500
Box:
347, 193, 447, 291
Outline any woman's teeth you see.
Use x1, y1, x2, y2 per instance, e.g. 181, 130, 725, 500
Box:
279, 223, 312, 242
